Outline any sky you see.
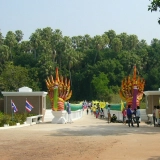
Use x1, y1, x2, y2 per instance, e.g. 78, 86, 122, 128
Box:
0, 0, 160, 45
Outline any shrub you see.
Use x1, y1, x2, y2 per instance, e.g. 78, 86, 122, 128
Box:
9, 121, 16, 126
21, 113, 27, 123
1, 114, 11, 125
0, 113, 33, 127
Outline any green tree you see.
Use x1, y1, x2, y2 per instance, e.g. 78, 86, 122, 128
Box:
13, 52, 37, 68
117, 32, 129, 50
29, 30, 42, 59
36, 54, 55, 90
15, 30, 23, 42
41, 27, 53, 41
81, 34, 92, 50
0, 45, 9, 63
4, 31, 17, 60
0, 45, 10, 74
148, 0, 160, 24
20, 41, 32, 53
111, 38, 122, 52
91, 72, 111, 101
104, 30, 116, 48
0, 62, 33, 91
92, 35, 109, 63
0, 30, 4, 45
64, 48, 83, 86
51, 29, 64, 69
128, 35, 139, 50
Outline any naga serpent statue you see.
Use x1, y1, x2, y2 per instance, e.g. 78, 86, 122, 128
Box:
119, 65, 145, 108
45, 68, 72, 111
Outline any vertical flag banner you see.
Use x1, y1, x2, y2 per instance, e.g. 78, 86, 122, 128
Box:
11, 100, 18, 113
25, 100, 34, 112
121, 100, 124, 111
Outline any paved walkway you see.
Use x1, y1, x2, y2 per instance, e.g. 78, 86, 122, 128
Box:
0, 111, 157, 134
0, 111, 160, 160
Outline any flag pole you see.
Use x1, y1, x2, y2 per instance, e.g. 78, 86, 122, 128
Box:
25, 98, 27, 118
11, 100, 13, 121
25, 98, 27, 113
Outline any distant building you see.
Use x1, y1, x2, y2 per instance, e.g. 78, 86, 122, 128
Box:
1, 87, 47, 122
144, 89, 160, 114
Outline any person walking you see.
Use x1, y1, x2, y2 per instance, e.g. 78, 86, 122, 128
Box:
100, 108, 104, 118
96, 108, 100, 118
107, 105, 111, 123
132, 108, 137, 123
67, 101, 72, 123
127, 105, 134, 127
153, 106, 157, 127
155, 106, 160, 126
136, 106, 141, 127
93, 104, 96, 117
122, 108, 127, 125
86, 108, 89, 115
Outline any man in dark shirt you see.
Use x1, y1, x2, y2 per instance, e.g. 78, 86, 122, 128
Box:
127, 105, 134, 127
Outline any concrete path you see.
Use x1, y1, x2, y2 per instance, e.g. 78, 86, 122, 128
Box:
0, 110, 156, 134
0, 111, 160, 160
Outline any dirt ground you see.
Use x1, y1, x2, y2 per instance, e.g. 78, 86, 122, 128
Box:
0, 112, 160, 160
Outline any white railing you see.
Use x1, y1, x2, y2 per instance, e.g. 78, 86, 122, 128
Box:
26, 115, 43, 125
44, 109, 83, 122
64, 109, 83, 121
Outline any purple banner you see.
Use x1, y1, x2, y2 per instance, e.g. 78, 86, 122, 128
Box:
132, 86, 138, 110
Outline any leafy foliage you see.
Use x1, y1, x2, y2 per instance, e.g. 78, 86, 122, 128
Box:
0, 112, 36, 127
148, 0, 160, 24
91, 73, 111, 101
0, 27, 159, 103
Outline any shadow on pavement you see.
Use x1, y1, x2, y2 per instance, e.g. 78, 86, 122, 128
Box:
147, 156, 160, 160
48, 123, 160, 137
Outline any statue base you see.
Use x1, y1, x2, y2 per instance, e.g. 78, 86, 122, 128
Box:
51, 110, 67, 124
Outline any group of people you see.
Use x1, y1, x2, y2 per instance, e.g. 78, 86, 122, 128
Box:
122, 105, 141, 127
91, 103, 105, 119
107, 104, 141, 127
67, 100, 141, 127
107, 105, 117, 123
82, 100, 92, 110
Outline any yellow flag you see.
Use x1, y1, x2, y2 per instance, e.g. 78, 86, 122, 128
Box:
121, 100, 124, 111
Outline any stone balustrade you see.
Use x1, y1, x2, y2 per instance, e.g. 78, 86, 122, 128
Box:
44, 109, 83, 123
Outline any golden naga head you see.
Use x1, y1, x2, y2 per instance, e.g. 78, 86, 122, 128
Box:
119, 65, 145, 105
45, 67, 72, 110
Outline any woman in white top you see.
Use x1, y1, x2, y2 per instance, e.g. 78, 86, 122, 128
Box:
136, 106, 140, 127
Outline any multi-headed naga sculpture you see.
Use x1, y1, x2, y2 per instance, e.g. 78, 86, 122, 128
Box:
45, 68, 72, 111
119, 65, 145, 108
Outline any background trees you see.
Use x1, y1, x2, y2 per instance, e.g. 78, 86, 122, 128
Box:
0, 27, 159, 102
148, 0, 160, 24
0, 62, 37, 91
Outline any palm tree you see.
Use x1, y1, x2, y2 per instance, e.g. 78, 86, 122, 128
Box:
0, 45, 9, 64
29, 32, 41, 59
4, 31, 17, 60
65, 48, 83, 86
